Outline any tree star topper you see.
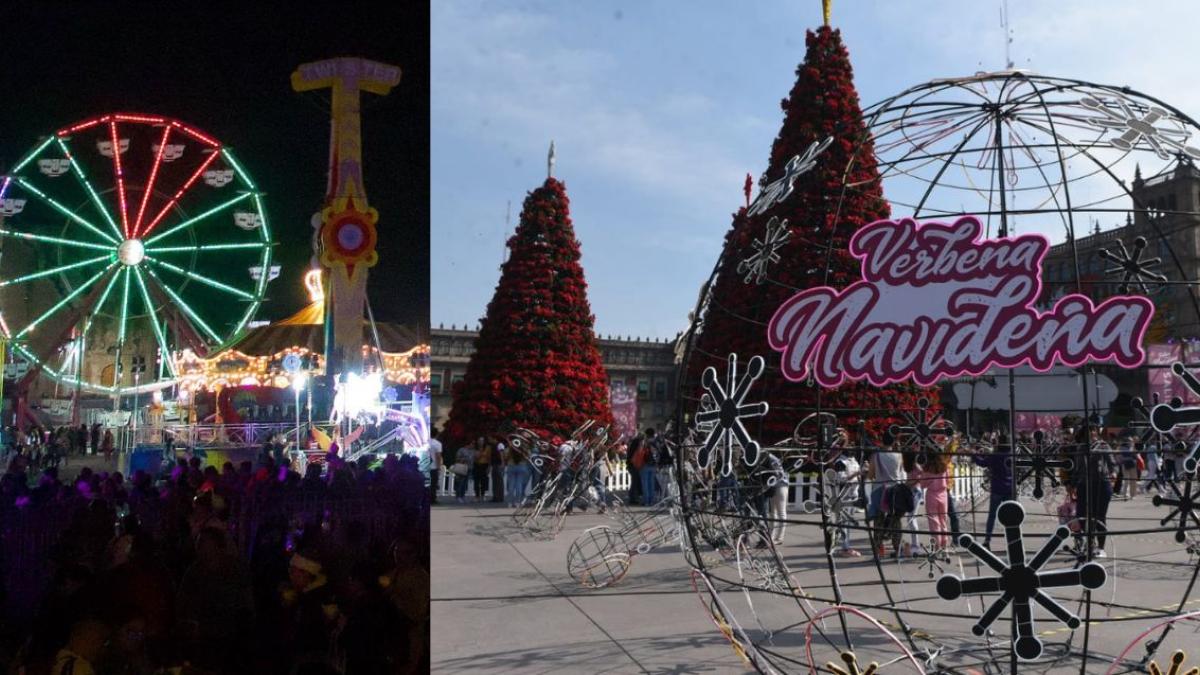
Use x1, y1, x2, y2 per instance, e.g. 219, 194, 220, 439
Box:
936, 501, 1106, 660
746, 137, 832, 217
695, 353, 769, 476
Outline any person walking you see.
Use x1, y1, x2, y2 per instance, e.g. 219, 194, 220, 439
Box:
758, 451, 788, 546
453, 443, 475, 503
428, 428, 443, 504
652, 430, 675, 503
635, 428, 659, 507
625, 432, 644, 506
910, 451, 952, 550
1118, 434, 1138, 499
490, 438, 505, 503
1073, 429, 1116, 558
90, 422, 101, 455
970, 436, 1013, 550
867, 432, 906, 557
101, 428, 115, 463
471, 437, 490, 502
504, 441, 530, 507
1143, 438, 1161, 493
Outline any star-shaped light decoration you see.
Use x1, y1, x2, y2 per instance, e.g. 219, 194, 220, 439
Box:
916, 541, 951, 579
695, 354, 770, 476
888, 397, 953, 464
746, 136, 833, 216
802, 468, 859, 549
1149, 363, 1200, 473
1080, 95, 1200, 160
1148, 650, 1199, 675
936, 501, 1107, 660
736, 216, 791, 284
1097, 236, 1167, 294
827, 651, 879, 675
1153, 473, 1200, 543
1011, 430, 1073, 500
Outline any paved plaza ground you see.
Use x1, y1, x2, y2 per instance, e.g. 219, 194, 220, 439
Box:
432, 489, 1200, 674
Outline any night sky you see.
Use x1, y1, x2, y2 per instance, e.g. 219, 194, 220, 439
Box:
0, 2, 429, 335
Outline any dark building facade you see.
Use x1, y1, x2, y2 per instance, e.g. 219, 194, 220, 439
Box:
430, 325, 679, 433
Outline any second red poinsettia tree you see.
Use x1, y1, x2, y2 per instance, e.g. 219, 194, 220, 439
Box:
443, 177, 613, 449
686, 25, 936, 442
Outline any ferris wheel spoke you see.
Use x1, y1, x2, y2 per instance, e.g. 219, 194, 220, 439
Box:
9, 136, 57, 175
143, 192, 253, 245
142, 266, 221, 344
221, 148, 256, 190
12, 178, 121, 245
132, 267, 176, 378
56, 137, 124, 241
137, 150, 221, 239
133, 125, 172, 238
145, 242, 266, 254
143, 256, 256, 300
79, 267, 123, 344
107, 121, 132, 238
0, 228, 114, 252
0, 254, 113, 288
13, 262, 117, 339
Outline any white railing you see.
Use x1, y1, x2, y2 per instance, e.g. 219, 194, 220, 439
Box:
435, 460, 986, 504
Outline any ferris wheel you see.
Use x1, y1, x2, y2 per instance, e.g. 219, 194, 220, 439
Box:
0, 113, 273, 395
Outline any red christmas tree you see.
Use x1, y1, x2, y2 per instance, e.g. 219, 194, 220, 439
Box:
443, 177, 613, 449
686, 25, 936, 441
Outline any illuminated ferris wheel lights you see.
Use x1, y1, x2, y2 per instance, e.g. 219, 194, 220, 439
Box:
145, 242, 265, 253
56, 137, 123, 239
59, 115, 110, 135
220, 148, 255, 189
113, 113, 165, 125
136, 150, 220, 238
0, 254, 113, 288
132, 267, 177, 378
168, 120, 219, 147
11, 137, 57, 175
143, 192, 253, 245
108, 121, 131, 239
15, 263, 116, 339
134, 125, 172, 234
0, 228, 113, 252
14, 177, 120, 244
144, 256, 256, 300
142, 265, 221, 343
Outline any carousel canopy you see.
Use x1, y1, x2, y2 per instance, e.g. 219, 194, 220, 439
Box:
227, 300, 421, 357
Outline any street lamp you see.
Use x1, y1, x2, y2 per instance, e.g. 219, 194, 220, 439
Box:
292, 372, 308, 450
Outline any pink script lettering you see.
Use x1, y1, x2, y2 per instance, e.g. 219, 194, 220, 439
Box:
766, 216, 1154, 388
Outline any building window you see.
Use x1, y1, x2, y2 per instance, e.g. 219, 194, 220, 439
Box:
637, 378, 650, 399
655, 380, 667, 400
430, 373, 443, 394
451, 374, 465, 389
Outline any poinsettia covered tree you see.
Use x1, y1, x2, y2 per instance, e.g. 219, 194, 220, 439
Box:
444, 176, 613, 449
686, 24, 935, 441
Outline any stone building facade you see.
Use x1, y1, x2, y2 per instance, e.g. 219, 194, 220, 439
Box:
429, 325, 679, 433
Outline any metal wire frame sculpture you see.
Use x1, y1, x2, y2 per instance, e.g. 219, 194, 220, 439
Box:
671, 71, 1200, 674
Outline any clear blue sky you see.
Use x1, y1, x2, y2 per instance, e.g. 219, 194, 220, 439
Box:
432, 0, 1200, 339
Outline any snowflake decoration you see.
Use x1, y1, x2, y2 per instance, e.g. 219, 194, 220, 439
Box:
1149, 363, 1200, 473
695, 354, 769, 476
802, 468, 859, 548
746, 136, 833, 216
1153, 473, 1200, 543
888, 397, 953, 464
936, 501, 1107, 660
1098, 236, 1167, 294
827, 651, 879, 675
1080, 95, 1200, 160
1011, 430, 1073, 500
736, 216, 791, 284
916, 541, 951, 579
1149, 650, 1198, 675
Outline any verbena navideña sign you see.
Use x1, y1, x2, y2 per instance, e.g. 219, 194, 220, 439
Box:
767, 216, 1154, 388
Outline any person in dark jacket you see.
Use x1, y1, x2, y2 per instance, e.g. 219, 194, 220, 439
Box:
970, 436, 1013, 550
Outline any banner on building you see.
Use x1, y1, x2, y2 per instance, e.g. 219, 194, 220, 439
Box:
610, 382, 638, 441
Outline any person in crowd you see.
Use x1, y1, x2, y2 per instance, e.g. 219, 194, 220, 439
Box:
867, 432, 905, 557
505, 438, 531, 507
833, 446, 863, 558
1117, 433, 1139, 499
970, 435, 1013, 550
52, 617, 109, 675
625, 431, 645, 506
101, 428, 115, 463
638, 427, 661, 507
1073, 428, 1116, 558
428, 427, 443, 504
490, 436, 505, 504
453, 442, 475, 503
900, 450, 923, 556
472, 436, 490, 502
654, 431, 674, 503
1143, 436, 1162, 493
90, 422, 101, 456
910, 450, 953, 551
756, 451, 788, 547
